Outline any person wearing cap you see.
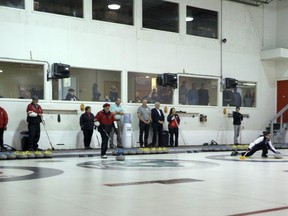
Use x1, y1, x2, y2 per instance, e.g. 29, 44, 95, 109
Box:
110, 98, 124, 148
233, 106, 243, 144
65, 88, 79, 101
79, 106, 94, 150
0, 105, 8, 152
240, 131, 280, 158
94, 103, 117, 159
26, 95, 44, 151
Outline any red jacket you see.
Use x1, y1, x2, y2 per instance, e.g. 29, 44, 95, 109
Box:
0, 107, 8, 128
95, 110, 115, 132
26, 102, 43, 124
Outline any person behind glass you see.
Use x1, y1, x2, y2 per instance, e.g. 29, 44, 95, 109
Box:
151, 102, 165, 147
137, 99, 151, 147
0, 105, 8, 152
167, 108, 180, 147
94, 103, 117, 159
179, 81, 188, 105
243, 90, 253, 107
188, 83, 199, 105
110, 98, 124, 148
233, 88, 242, 107
26, 95, 44, 151
79, 106, 94, 150
233, 106, 243, 144
198, 83, 209, 105
109, 85, 118, 102
66, 88, 79, 101
92, 83, 101, 101
241, 131, 280, 158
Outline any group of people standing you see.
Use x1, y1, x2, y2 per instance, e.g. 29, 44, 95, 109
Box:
80, 98, 124, 158
137, 99, 180, 148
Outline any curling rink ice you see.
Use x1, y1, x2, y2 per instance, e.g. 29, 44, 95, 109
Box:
1, 150, 288, 216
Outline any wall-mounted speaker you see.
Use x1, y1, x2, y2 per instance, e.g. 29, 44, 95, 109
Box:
225, 78, 238, 89
163, 73, 177, 89
52, 63, 70, 79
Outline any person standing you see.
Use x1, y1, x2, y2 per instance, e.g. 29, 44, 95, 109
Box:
198, 83, 209, 105
179, 81, 188, 105
65, 88, 79, 101
94, 103, 117, 159
137, 99, 151, 147
151, 102, 165, 147
110, 98, 124, 148
26, 95, 44, 151
92, 83, 101, 101
188, 83, 199, 105
233, 106, 243, 144
80, 106, 94, 150
0, 105, 8, 152
167, 108, 180, 147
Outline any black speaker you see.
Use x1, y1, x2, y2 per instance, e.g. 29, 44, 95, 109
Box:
157, 74, 164, 86
225, 78, 238, 88
52, 63, 70, 79
163, 73, 177, 88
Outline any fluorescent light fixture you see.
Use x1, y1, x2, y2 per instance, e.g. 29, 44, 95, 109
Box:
186, 16, 194, 22
108, 4, 121, 10
0, 69, 3, 73
242, 82, 256, 86
145, 76, 150, 78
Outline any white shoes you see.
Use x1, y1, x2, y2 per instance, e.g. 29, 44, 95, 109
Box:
101, 155, 107, 159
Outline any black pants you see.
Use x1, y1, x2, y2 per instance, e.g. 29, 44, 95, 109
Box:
152, 124, 163, 147
0, 128, 4, 150
243, 143, 268, 157
83, 130, 93, 148
99, 129, 111, 156
28, 123, 40, 150
139, 121, 150, 147
169, 128, 179, 147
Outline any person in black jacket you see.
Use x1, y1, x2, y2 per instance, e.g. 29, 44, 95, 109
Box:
151, 102, 165, 147
233, 106, 243, 144
167, 108, 180, 147
80, 106, 94, 149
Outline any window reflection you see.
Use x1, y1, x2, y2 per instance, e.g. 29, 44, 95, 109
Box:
34, 0, 83, 18
52, 68, 121, 102
143, 0, 179, 33
0, 0, 24, 9
179, 76, 218, 106
0, 62, 44, 99
92, 0, 134, 25
186, 6, 218, 39
223, 82, 256, 107
128, 72, 173, 104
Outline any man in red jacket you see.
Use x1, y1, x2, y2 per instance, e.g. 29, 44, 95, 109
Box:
26, 95, 44, 151
0, 106, 8, 152
94, 103, 117, 159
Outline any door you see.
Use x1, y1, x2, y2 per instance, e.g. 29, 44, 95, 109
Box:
277, 80, 288, 122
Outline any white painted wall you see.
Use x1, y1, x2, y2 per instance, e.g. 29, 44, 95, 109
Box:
0, 0, 284, 149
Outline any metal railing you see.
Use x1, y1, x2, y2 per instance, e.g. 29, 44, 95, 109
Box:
269, 104, 288, 142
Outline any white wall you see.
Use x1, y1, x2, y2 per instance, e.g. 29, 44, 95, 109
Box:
0, 0, 283, 148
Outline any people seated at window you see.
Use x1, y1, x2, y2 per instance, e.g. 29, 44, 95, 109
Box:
103, 95, 111, 102
65, 88, 79, 101
148, 88, 158, 103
